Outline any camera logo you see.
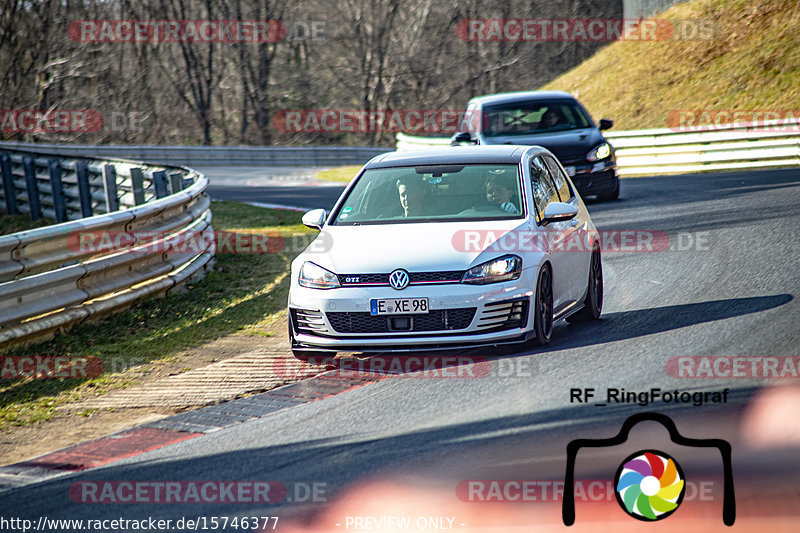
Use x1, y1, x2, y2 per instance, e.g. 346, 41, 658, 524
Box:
614, 449, 685, 521
563, 412, 735, 526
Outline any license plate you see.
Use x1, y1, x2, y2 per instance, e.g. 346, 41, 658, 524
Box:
564, 166, 576, 177
370, 298, 429, 315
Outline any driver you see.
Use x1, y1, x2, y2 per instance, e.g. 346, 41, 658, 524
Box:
485, 174, 520, 215
396, 177, 428, 217
539, 108, 566, 129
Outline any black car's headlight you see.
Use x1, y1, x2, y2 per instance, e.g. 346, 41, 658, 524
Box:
298, 261, 340, 289
586, 143, 612, 162
461, 255, 522, 285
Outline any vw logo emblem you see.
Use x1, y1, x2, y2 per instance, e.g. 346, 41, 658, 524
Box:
389, 269, 410, 290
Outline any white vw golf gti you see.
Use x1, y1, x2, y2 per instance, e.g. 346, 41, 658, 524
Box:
288, 145, 603, 360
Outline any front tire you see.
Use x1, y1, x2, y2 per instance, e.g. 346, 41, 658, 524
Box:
532, 265, 554, 345
567, 247, 603, 323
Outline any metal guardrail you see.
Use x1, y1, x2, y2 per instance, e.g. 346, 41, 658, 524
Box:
604, 118, 800, 175
0, 141, 391, 168
0, 148, 214, 350
395, 117, 800, 176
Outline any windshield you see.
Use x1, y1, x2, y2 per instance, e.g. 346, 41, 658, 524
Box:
330, 164, 523, 225
482, 100, 593, 137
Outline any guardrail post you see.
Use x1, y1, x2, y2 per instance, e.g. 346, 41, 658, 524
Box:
130, 167, 146, 205
22, 156, 42, 221
0, 152, 20, 215
75, 160, 93, 218
48, 159, 67, 222
152, 170, 169, 199
103, 164, 120, 212
169, 172, 184, 194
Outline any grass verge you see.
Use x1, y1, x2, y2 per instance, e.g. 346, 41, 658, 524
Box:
315, 165, 362, 182
0, 210, 55, 234
0, 201, 312, 430
542, 0, 800, 129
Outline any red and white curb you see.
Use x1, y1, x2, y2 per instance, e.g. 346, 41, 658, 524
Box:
0, 370, 386, 493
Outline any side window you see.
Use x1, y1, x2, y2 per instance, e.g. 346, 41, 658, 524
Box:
543, 155, 572, 202
530, 157, 559, 223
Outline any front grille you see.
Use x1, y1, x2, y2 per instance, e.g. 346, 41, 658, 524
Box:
475, 299, 528, 331
327, 308, 476, 333
339, 270, 464, 286
553, 153, 586, 166
339, 273, 387, 285
410, 270, 463, 283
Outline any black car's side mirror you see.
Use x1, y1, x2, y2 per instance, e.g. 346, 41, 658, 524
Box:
451, 131, 478, 145
599, 118, 614, 131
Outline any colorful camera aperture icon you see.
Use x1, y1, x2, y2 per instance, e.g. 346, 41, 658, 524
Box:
614, 450, 685, 521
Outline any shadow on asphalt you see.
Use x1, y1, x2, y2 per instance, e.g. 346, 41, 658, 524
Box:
337, 294, 792, 365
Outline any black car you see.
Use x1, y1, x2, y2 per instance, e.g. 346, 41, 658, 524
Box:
451, 90, 619, 201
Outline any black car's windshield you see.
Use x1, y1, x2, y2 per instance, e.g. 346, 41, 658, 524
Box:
330, 164, 523, 225
482, 100, 593, 137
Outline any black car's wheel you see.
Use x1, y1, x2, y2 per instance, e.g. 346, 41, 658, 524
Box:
532, 264, 554, 345
567, 247, 603, 323
596, 179, 619, 201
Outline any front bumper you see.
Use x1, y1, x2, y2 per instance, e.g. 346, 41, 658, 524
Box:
288, 275, 535, 350
568, 162, 617, 196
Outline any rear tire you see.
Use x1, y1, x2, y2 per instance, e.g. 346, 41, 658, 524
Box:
532, 265, 554, 345
567, 248, 603, 323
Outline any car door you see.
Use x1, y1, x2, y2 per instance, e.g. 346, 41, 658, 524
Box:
530, 156, 575, 313
543, 154, 591, 303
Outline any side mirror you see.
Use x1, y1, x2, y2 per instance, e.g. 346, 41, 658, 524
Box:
541, 202, 578, 225
451, 131, 477, 145
301, 208, 326, 230
599, 118, 613, 131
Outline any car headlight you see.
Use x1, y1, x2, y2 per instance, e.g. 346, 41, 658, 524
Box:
298, 261, 340, 289
461, 255, 522, 285
586, 143, 611, 162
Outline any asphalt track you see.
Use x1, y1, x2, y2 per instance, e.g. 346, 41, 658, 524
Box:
3, 168, 799, 531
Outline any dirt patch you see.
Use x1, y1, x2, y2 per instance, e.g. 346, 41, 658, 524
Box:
0, 322, 324, 466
